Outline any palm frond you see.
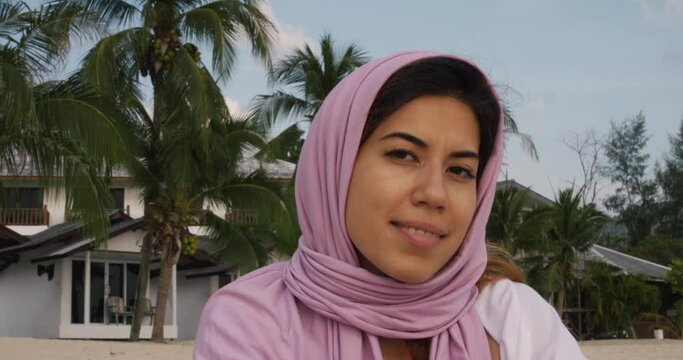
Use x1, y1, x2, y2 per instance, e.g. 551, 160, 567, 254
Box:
78, 0, 140, 28
79, 27, 145, 97
180, 0, 275, 81
0, 58, 35, 128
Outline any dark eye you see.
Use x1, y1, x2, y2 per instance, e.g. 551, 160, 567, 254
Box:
385, 149, 417, 161
448, 166, 475, 179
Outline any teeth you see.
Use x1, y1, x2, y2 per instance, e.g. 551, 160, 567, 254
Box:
403, 226, 439, 238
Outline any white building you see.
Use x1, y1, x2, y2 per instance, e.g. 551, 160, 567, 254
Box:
0, 156, 294, 340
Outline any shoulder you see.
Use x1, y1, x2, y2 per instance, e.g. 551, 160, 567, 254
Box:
475, 279, 587, 360
194, 263, 300, 360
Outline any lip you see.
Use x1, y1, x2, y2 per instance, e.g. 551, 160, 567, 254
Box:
391, 220, 447, 249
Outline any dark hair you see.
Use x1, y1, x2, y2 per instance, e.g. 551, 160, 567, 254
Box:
362, 57, 501, 180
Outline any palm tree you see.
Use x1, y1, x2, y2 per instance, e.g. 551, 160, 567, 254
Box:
0, 0, 131, 239
524, 188, 606, 317
253, 32, 369, 162
486, 185, 549, 256
75, 0, 282, 341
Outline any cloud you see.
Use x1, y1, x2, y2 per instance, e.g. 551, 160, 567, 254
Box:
258, 2, 315, 56
224, 96, 246, 118
638, 0, 683, 30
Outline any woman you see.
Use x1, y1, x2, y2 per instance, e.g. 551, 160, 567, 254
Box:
195, 51, 585, 359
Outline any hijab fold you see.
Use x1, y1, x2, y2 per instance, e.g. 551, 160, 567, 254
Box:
282, 51, 504, 359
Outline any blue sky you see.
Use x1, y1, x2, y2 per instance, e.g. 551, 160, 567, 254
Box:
222, 0, 682, 203
52, 0, 683, 204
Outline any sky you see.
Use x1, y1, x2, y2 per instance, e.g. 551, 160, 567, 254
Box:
54, 0, 683, 204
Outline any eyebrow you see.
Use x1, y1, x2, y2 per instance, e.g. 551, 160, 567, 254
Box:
380, 132, 480, 160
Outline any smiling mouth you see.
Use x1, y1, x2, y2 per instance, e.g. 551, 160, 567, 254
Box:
390, 220, 447, 248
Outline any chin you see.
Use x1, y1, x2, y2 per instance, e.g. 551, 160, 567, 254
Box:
387, 266, 437, 284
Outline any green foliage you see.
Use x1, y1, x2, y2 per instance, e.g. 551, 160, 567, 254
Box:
74, 0, 284, 341
523, 187, 607, 314
486, 185, 549, 256
655, 118, 683, 239
626, 235, 683, 266
667, 258, 683, 297
603, 112, 658, 245
253, 33, 369, 162
582, 261, 661, 335
0, 0, 131, 241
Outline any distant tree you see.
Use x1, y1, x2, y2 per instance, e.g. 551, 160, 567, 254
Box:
603, 112, 657, 245
582, 261, 660, 337
656, 118, 683, 239
666, 258, 683, 336
562, 129, 605, 206
626, 234, 683, 266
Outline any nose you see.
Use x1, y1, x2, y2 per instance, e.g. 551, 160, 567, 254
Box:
411, 163, 447, 211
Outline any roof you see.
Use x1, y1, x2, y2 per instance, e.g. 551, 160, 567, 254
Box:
0, 210, 134, 257
583, 244, 671, 281
0, 225, 29, 249
496, 179, 555, 208
29, 217, 146, 263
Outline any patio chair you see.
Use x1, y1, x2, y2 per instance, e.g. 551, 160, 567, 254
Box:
107, 296, 132, 325
143, 297, 156, 325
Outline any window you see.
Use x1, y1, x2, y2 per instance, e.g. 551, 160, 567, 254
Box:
218, 272, 239, 287
71, 260, 141, 324
5, 187, 43, 208
71, 260, 85, 324
110, 188, 125, 212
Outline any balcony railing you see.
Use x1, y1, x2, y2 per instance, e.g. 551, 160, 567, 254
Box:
0, 206, 49, 225
196, 208, 256, 226
226, 209, 256, 224
65, 205, 130, 221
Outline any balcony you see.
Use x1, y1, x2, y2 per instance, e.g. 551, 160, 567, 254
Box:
196, 209, 256, 226
0, 206, 49, 226
65, 205, 130, 221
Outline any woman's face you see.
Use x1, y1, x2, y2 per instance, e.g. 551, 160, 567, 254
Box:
345, 95, 480, 284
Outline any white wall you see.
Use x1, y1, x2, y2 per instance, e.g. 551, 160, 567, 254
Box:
6, 225, 48, 236
0, 248, 61, 338
102, 229, 145, 252
176, 274, 213, 340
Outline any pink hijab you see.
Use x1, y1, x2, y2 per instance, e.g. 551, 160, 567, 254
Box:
195, 51, 503, 359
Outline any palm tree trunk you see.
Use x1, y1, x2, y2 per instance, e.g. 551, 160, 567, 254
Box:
556, 285, 566, 318
151, 235, 182, 342
151, 238, 174, 342
130, 232, 153, 341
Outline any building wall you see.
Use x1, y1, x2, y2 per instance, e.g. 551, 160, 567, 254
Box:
176, 274, 213, 340
101, 229, 145, 252
0, 248, 61, 338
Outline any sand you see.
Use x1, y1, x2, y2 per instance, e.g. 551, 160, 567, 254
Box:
1, 337, 682, 359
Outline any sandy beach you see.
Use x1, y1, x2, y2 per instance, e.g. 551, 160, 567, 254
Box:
1, 337, 682, 359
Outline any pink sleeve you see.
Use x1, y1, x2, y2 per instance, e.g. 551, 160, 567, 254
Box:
476, 279, 587, 360
193, 266, 294, 360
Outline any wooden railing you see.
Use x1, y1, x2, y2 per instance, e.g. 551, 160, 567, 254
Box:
225, 209, 255, 224
196, 208, 256, 225
65, 205, 130, 221
0, 205, 49, 225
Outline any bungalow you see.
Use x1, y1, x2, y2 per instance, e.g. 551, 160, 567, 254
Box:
0, 154, 294, 340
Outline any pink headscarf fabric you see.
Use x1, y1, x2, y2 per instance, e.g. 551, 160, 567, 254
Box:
195, 51, 504, 359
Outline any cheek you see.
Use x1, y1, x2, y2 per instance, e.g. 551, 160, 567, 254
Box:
448, 186, 478, 234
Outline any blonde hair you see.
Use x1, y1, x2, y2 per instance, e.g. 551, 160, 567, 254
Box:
476, 242, 524, 290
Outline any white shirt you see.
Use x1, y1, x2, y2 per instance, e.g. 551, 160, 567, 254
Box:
476, 279, 587, 360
